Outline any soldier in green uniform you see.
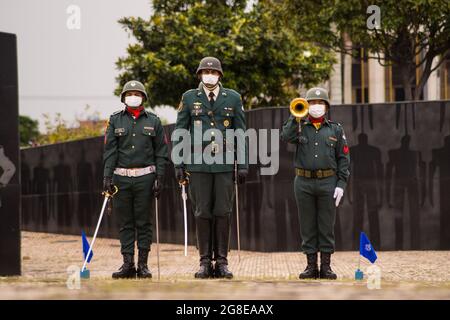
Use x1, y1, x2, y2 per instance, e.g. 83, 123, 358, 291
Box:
281, 87, 350, 280
103, 80, 169, 279
173, 56, 248, 279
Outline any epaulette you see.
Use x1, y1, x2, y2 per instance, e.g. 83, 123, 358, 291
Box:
145, 110, 159, 118
184, 89, 197, 96
329, 120, 342, 126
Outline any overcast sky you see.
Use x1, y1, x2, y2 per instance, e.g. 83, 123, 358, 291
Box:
0, 0, 177, 131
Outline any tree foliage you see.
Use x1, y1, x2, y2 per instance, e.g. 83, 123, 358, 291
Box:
116, 0, 335, 108
37, 105, 106, 145
19, 115, 40, 147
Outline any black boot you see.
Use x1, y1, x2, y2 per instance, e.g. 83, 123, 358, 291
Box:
319, 252, 337, 280
194, 218, 214, 279
214, 216, 233, 279
299, 253, 319, 279
136, 249, 152, 279
112, 253, 136, 279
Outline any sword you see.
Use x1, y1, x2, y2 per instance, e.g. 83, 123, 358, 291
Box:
155, 196, 160, 281
181, 184, 188, 257
234, 161, 241, 263
81, 185, 118, 274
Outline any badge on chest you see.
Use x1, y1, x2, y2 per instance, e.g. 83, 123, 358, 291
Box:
193, 102, 203, 116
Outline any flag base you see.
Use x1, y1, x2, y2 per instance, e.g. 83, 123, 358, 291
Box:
80, 269, 90, 279
355, 269, 364, 280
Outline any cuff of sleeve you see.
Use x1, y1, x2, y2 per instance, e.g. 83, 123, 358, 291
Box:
336, 179, 347, 190
104, 168, 114, 177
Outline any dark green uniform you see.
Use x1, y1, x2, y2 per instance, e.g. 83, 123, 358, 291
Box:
281, 115, 350, 254
104, 108, 168, 254
175, 82, 248, 217
174, 81, 248, 277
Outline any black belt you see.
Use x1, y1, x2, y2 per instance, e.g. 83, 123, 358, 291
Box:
296, 168, 335, 179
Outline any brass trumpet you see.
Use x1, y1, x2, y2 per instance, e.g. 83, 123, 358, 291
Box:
289, 97, 309, 119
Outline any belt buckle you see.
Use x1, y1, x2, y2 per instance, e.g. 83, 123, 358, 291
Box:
127, 169, 134, 177
211, 141, 219, 154
316, 170, 323, 178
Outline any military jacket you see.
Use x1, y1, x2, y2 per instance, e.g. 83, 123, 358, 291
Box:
281, 115, 350, 189
174, 83, 248, 173
103, 108, 168, 177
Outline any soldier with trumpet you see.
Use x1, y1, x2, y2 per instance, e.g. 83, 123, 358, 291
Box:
281, 87, 350, 280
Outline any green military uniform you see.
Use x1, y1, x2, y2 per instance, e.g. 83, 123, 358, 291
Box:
104, 80, 168, 279
281, 87, 350, 279
175, 82, 247, 209
174, 57, 248, 279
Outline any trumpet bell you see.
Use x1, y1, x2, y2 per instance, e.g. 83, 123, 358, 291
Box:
290, 98, 309, 119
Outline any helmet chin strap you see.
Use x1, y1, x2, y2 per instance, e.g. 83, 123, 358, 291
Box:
202, 81, 219, 91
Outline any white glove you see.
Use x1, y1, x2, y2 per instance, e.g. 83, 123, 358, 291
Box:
333, 187, 344, 207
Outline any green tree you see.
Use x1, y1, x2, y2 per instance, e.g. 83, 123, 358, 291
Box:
116, 0, 335, 108
282, 0, 450, 101
19, 115, 40, 147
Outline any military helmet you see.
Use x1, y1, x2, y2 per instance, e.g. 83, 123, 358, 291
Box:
120, 80, 148, 102
305, 87, 330, 107
196, 56, 223, 76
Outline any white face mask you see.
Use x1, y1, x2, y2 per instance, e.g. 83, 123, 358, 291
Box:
308, 104, 326, 118
202, 74, 219, 88
124, 95, 142, 108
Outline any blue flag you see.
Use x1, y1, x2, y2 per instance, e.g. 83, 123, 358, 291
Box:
82, 230, 93, 263
359, 232, 377, 263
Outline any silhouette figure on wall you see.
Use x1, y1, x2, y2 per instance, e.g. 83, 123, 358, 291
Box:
32, 152, 50, 228
386, 135, 426, 249
76, 148, 94, 229
52, 151, 73, 229
348, 133, 383, 249
0, 145, 16, 209
20, 151, 32, 227
429, 135, 450, 249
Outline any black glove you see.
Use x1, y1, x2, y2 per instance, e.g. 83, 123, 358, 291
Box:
235, 169, 248, 185
153, 176, 162, 199
176, 167, 188, 185
103, 176, 114, 194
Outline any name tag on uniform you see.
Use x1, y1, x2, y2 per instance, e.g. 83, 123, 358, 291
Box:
329, 136, 337, 142
115, 128, 125, 134
143, 126, 155, 136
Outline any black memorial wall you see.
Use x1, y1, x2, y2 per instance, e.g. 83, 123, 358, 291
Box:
21, 101, 450, 251
0, 32, 21, 275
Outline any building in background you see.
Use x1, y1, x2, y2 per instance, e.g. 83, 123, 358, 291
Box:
325, 44, 450, 105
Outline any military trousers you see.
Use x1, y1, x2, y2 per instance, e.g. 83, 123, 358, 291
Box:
188, 172, 234, 219
294, 175, 337, 254
112, 173, 155, 255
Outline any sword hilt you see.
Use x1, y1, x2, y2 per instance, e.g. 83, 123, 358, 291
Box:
102, 185, 118, 198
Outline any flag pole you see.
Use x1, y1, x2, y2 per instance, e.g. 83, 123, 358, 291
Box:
358, 253, 361, 271
355, 232, 364, 280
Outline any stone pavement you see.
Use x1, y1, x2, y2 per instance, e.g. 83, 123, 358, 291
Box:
0, 232, 448, 299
